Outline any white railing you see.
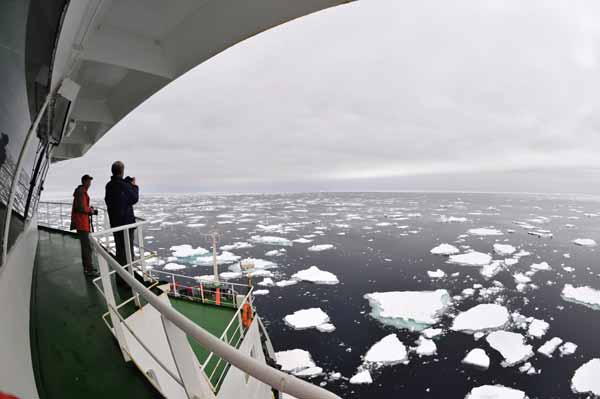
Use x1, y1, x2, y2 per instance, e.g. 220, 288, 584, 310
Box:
81, 218, 340, 399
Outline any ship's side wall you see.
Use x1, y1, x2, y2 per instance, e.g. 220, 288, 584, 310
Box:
217, 319, 273, 399
0, 219, 39, 398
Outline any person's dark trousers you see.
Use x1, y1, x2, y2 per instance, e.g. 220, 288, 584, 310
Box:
77, 230, 94, 273
113, 228, 135, 285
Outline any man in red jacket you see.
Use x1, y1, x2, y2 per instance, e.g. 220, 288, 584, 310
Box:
71, 174, 99, 277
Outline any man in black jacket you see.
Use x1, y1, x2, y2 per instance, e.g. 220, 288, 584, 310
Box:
105, 161, 139, 273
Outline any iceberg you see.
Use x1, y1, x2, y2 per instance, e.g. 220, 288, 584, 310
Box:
292, 266, 339, 285
486, 331, 533, 367
462, 349, 490, 369
561, 284, 600, 310
571, 359, 600, 396
307, 244, 335, 252
250, 235, 293, 246
493, 244, 516, 256
537, 337, 563, 357
364, 334, 408, 365
573, 238, 597, 247
448, 252, 492, 267
468, 228, 503, 236
451, 304, 510, 333
275, 349, 322, 377
466, 385, 527, 399
349, 369, 372, 385
365, 290, 451, 331
430, 243, 460, 255
283, 308, 330, 330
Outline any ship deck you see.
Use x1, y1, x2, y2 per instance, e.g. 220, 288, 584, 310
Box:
31, 229, 241, 398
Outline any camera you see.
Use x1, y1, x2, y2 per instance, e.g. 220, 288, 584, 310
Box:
124, 176, 134, 183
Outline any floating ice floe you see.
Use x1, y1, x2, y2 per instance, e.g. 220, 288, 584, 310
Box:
462, 349, 490, 369
537, 337, 563, 357
229, 258, 277, 273
513, 273, 531, 284
561, 284, 600, 310
163, 263, 186, 271
527, 319, 549, 339
480, 261, 504, 279
493, 244, 516, 256
414, 336, 437, 356
195, 251, 241, 266
265, 249, 286, 257
258, 278, 274, 286
428, 269, 446, 278
293, 238, 313, 244
220, 242, 253, 251
316, 323, 336, 333
275, 279, 298, 287
170, 244, 209, 258
559, 342, 577, 356
530, 261, 551, 271
365, 290, 451, 331
468, 228, 503, 236
430, 243, 460, 256
486, 331, 533, 367
422, 328, 444, 339
253, 289, 269, 295
448, 252, 492, 267
518, 362, 537, 375
465, 385, 527, 399
291, 266, 339, 285
451, 304, 510, 334
571, 359, 600, 396
275, 349, 322, 377
439, 215, 468, 223
250, 235, 293, 246
307, 244, 335, 252
573, 238, 597, 247
364, 334, 408, 365
283, 308, 331, 331
219, 271, 242, 280
349, 370, 372, 385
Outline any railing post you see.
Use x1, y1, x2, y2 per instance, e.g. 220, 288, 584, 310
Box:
46, 202, 49, 226
59, 203, 63, 229
161, 315, 216, 399
124, 228, 142, 308
97, 253, 131, 362
137, 223, 147, 280
103, 210, 110, 248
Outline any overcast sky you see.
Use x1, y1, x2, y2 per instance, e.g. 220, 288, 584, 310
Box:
45, 0, 600, 198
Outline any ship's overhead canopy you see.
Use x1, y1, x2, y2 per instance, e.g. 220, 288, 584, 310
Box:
51, 0, 351, 162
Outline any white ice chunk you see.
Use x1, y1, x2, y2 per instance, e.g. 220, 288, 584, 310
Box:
465, 385, 527, 399
537, 337, 563, 357
559, 342, 578, 357
530, 261, 551, 271
414, 336, 437, 356
365, 290, 451, 331
462, 349, 490, 369
448, 252, 492, 267
292, 266, 339, 285
422, 328, 444, 339
250, 235, 293, 246
293, 238, 313, 244
364, 334, 408, 365
493, 244, 516, 256
481, 261, 504, 279
316, 323, 336, 333
276, 279, 298, 287
430, 243, 460, 255
468, 228, 503, 236
573, 238, 597, 247
194, 251, 241, 266
561, 284, 600, 310
170, 244, 209, 258
253, 289, 269, 295
451, 304, 510, 333
219, 271, 242, 280
428, 269, 446, 278
220, 242, 253, 251
283, 308, 330, 330
307, 244, 335, 252
275, 349, 320, 376
265, 249, 286, 257
527, 319, 549, 339
163, 263, 186, 271
349, 370, 372, 385
572, 359, 600, 396
486, 331, 533, 367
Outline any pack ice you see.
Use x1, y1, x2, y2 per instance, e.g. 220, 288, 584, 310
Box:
365, 290, 450, 331
451, 304, 510, 333
283, 308, 331, 331
561, 284, 600, 310
291, 266, 339, 285
364, 334, 408, 365
486, 331, 533, 367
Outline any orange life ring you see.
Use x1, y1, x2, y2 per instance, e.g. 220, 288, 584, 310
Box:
242, 303, 253, 328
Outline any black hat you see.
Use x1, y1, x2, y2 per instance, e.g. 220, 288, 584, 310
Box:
81, 174, 93, 183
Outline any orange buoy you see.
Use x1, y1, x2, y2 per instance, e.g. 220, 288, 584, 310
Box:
242, 303, 253, 328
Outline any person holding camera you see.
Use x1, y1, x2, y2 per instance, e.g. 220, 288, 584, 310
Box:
71, 174, 99, 277
105, 161, 139, 283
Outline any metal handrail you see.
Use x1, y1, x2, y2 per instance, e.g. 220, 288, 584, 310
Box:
91, 238, 341, 399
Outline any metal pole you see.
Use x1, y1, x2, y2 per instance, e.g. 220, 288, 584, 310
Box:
2, 95, 50, 264
137, 223, 147, 279
59, 203, 63, 230
124, 229, 141, 308
211, 232, 219, 283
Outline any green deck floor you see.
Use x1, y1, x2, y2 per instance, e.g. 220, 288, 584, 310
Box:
31, 230, 161, 399
169, 297, 241, 389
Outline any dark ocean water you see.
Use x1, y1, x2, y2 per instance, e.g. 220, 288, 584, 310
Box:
134, 192, 600, 398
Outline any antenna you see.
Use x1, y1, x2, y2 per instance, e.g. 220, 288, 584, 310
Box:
204, 230, 221, 283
